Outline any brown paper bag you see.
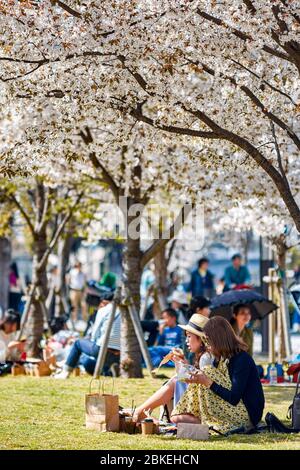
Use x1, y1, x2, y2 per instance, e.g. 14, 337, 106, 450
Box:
85, 378, 119, 432
11, 364, 26, 376
33, 360, 52, 377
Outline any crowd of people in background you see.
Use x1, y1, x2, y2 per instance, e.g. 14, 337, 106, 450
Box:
1, 251, 300, 381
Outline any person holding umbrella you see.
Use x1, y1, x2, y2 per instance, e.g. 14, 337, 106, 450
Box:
210, 289, 278, 358
230, 304, 253, 356
210, 289, 277, 323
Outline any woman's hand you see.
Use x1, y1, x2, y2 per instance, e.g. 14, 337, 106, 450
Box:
185, 371, 213, 388
8, 341, 25, 352
170, 348, 186, 364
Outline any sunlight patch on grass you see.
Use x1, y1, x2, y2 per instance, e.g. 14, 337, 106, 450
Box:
0, 372, 299, 450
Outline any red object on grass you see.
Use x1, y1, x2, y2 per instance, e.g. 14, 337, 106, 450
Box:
287, 362, 300, 383
261, 377, 288, 384
232, 284, 253, 290
20, 352, 27, 361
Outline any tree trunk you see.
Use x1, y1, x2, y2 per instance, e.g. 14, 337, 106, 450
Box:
55, 231, 73, 316
0, 237, 11, 315
120, 199, 144, 377
120, 236, 143, 378
25, 230, 48, 357
153, 245, 168, 319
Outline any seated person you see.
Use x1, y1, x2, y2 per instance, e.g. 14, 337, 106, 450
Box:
84, 292, 114, 337
135, 313, 211, 421
230, 304, 253, 356
55, 300, 120, 378
184, 296, 211, 363
147, 308, 183, 368
169, 290, 189, 324
171, 317, 264, 433
135, 317, 264, 434
0, 309, 24, 363
141, 320, 160, 347
189, 296, 211, 318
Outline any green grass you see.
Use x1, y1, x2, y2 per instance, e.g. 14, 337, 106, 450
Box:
0, 370, 300, 450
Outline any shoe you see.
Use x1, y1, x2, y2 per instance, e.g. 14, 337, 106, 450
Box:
53, 369, 71, 379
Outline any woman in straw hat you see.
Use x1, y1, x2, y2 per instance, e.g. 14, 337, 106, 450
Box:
133, 314, 212, 422
171, 317, 264, 433
135, 316, 264, 433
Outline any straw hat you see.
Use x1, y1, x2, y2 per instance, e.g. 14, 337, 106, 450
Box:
179, 313, 209, 339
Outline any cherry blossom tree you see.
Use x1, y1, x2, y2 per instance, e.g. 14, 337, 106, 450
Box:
1, 1, 299, 227
0, 201, 12, 314
0, 170, 100, 355
1, 0, 299, 372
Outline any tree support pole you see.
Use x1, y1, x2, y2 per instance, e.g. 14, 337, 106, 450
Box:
125, 288, 154, 376
93, 287, 121, 378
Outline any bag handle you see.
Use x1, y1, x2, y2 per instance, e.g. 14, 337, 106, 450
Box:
89, 377, 104, 395
296, 371, 300, 396
286, 404, 292, 420
88, 377, 115, 395
102, 377, 115, 395
293, 371, 300, 398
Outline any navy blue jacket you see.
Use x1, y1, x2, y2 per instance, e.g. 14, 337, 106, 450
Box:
188, 268, 214, 297
210, 351, 265, 426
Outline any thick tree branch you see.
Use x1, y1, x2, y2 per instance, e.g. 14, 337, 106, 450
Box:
9, 194, 35, 236
243, 1, 256, 14
141, 203, 193, 269
118, 56, 151, 95
196, 9, 291, 63
79, 126, 120, 201
88, 152, 120, 202
37, 187, 54, 234
183, 107, 300, 231
167, 239, 177, 267
270, 121, 290, 186
185, 56, 300, 151
131, 102, 219, 139
230, 58, 296, 105
38, 192, 83, 271
51, 0, 82, 18
131, 89, 300, 232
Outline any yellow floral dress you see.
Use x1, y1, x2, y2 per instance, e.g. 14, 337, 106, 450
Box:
171, 359, 249, 433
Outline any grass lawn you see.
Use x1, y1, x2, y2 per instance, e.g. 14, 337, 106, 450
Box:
0, 370, 300, 450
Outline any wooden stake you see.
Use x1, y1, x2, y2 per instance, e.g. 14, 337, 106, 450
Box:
125, 288, 154, 375
93, 287, 121, 378
268, 268, 276, 363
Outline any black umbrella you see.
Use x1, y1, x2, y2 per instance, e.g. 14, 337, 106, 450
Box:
210, 289, 278, 321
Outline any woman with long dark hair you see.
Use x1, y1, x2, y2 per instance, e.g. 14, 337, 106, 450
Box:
230, 304, 253, 355
173, 316, 264, 432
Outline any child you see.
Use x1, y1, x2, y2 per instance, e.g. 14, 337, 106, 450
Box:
148, 308, 183, 368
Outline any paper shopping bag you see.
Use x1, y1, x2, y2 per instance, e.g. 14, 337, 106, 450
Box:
85, 378, 119, 432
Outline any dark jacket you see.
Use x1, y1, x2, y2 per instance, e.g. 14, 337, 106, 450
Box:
210, 351, 264, 426
188, 268, 214, 297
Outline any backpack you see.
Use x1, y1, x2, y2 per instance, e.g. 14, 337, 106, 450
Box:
265, 372, 300, 433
